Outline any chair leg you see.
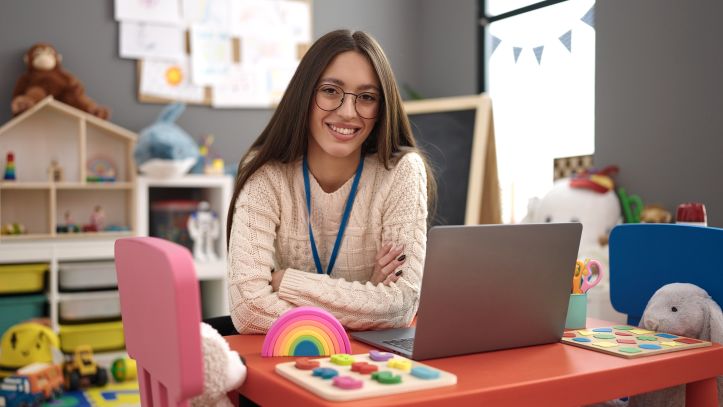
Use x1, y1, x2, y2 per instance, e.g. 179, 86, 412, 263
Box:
139, 367, 153, 406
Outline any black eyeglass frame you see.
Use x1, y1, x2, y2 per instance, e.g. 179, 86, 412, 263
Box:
314, 84, 382, 119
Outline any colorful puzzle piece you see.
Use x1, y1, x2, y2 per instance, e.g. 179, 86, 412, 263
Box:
351, 361, 378, 374
411, 366, 440, 380
592, 341, 618, 348
593, 333, 616, 339
387, 358, 412, 372
333, 375, 363, 390
369, 350, 394, 361
372, 371, 402, 384
295, 357, 321, 370
312, 367, 339, 379
330, 354, 355, 366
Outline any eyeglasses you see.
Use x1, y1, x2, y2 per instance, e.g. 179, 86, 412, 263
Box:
314, 84, 381, 119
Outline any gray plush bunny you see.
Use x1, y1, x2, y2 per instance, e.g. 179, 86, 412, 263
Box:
627, 283, 723, 407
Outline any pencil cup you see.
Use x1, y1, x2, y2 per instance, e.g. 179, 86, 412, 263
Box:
565, 293, 587, 329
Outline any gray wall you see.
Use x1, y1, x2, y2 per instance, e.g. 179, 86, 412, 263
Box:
0, 0, 477, 168
595, 1, 723, 227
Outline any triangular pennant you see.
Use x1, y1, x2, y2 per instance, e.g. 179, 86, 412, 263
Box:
559, 30, 572, 52
533, 46, 544, 64
513, 47, 522, 63
491, 35, 502, 55
581, 5, 595, 28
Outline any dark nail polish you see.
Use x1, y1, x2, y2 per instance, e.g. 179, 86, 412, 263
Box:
397, 254, 406, 262
395, 270, 403, 276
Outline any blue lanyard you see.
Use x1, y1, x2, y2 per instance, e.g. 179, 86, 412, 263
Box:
302, 154, 364, 275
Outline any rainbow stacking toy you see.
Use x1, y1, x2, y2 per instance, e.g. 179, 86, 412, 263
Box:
262, 306, 352, 357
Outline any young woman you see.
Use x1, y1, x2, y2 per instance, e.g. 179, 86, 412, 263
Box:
227, 29, 436, 334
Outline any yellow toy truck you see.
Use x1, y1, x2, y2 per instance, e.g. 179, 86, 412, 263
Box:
62, 345, 108, 390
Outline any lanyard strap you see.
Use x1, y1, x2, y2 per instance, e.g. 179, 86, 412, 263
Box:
302, 154, 364, 275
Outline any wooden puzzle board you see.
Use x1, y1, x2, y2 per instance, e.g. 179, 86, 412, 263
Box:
275, 353, 457, 401
561, 326, 712, 358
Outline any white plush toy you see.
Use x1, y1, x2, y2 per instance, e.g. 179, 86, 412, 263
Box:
521, 167, 625, 322
627, 283, 723, 407
191, 322, 247, 407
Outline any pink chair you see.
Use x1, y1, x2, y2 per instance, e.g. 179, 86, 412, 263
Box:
115, 237, 204, 406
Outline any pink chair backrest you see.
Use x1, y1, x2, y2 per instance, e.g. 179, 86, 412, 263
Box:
115, 237, 204, 407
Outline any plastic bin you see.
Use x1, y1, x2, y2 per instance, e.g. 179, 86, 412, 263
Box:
59, 292, 120, 322
150, 200, 199, 251
58, 261, 117, 291
59, 320, 125, 353
0, 263, 48, 294
0, 294, 47, 335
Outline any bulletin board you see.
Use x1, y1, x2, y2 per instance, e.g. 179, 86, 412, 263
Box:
404, 94, 502, 225
115, 0, 312, 108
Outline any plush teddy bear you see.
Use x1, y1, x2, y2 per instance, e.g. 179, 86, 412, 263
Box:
191, 322, 247, 407
11, 43, 109, 119
627, 283, 723, 407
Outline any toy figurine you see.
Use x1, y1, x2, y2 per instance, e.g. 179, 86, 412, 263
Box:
187, 201, 220, 262
4, 152, 16, 180
48, 159, 63, 182
89, 205, 106, 231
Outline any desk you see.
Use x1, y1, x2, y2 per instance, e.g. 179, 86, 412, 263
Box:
225, 318, 723, 406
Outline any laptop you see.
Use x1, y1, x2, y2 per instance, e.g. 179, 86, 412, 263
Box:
351, 223, 582, 360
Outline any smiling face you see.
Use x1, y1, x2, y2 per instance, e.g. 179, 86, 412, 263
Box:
308, 51, 381, 162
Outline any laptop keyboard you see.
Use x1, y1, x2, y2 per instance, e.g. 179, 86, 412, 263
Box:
382, 337, 415, 351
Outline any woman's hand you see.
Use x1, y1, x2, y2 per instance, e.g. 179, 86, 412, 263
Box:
370, 242, 406, 286
271, 269, 285, 292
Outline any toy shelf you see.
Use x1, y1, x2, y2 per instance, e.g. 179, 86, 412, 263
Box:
0, 97, 137, 240
135, 174, 233, 318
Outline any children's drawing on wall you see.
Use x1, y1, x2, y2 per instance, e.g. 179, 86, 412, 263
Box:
187, 201, 220, 262
115, 0, 311, 108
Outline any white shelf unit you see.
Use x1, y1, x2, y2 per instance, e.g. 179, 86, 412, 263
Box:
0, 97, 137, 241
135, 174, 233, 318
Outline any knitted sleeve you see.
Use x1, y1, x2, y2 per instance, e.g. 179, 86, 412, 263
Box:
278, 153, 428, 330
227, 165, 294, 334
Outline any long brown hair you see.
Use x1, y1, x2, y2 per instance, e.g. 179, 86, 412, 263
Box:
226, 29, 437, 245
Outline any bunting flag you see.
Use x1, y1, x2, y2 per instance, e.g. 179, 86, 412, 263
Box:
489, 2, 595, 64
513, 47, 523, 63
581, 5, 595, 28
491, 35, 502, 54
559, 30, 572, 52
533, 46, 544, 64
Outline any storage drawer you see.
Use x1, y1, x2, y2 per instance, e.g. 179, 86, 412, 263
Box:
0, 294, 46, 335
58, 261, 117, 291
59, 320, 124, 353
59, 292, 120, 322
0, 263, 48, 294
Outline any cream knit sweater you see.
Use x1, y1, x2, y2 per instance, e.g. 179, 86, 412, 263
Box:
228, 152, 428, 334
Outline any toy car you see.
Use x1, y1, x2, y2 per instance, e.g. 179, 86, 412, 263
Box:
63, 345, 108, 390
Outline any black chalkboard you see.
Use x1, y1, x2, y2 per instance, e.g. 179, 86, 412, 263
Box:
409, 110, 475, 225
404, 95, 496, 226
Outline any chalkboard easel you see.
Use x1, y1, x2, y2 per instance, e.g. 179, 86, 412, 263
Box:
404, 94, 501, 225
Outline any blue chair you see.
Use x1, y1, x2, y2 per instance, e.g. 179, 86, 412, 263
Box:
609, 223, 723, 326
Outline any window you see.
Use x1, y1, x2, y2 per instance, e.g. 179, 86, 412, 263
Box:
483, 0, 596, 223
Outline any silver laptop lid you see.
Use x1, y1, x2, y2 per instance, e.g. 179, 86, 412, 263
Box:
411, 223, 581, 360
